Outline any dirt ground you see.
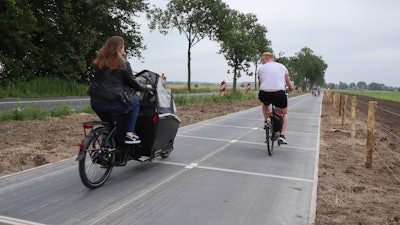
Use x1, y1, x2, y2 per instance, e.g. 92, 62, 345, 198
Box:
1, 94, 399, 224
316, 92, 400, 225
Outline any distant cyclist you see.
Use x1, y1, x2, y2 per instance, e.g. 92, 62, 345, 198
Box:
257, 52, 294, 144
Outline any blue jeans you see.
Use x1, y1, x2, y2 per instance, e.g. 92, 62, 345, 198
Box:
91, 97, 140, 133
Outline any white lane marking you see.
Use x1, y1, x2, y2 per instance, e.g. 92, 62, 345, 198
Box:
0, 216, 45, 225
198, 123, 258, 129
176, 134, 317, 152
88, 168, 188, 225
88, 128, 255, 224
308, 93, 324, 224
153, 160, 313, 183
196, 165, 314, 183
185, 163, 198, 169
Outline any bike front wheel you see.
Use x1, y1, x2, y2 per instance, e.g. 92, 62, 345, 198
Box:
78, 127, 114, 189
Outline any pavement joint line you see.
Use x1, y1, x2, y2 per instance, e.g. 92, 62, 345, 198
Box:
199, 123, 258, 130
176, 134, 317, 152
235, 140, 317, 151
153, 160, 314, 183
176, 123, 316, 136
285, 130, 319, 136
177, 134, 231, 143
88, 124, 256, 224
88, 168, 188, 225
289, 121, 319, 126
0, 215, 45, 225
290, 113, 321, 116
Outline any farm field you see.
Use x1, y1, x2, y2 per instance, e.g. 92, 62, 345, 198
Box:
335, 89, 400, 102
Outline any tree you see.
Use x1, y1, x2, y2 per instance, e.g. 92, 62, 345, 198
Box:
349, 82, 356, 89
216, 10, 261, 94
250, 25, 270, 89
326, 83, 335, 89
357, 81, 367, 90
1, 0, 148, 83
0, 0, 38, 82
368, 82, 384, 90
292, 47, 327, 90
276, 54, 297, 86
147, 0, 228, 91
339, 81, 348, 89
31, 0, 148, 82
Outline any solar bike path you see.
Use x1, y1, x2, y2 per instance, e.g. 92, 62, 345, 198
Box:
0, 93, 322, 225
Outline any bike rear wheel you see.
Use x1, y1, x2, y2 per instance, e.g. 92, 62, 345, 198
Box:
78, 127, 114, 189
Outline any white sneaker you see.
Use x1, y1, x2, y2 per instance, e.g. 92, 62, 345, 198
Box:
278, 135, 288, 144
124, 135, 141, 144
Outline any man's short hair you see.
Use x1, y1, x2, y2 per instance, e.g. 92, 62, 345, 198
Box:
262, 52, 274, 57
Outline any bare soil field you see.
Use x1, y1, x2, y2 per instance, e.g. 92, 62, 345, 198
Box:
316, 92, 400, 225
1, 93, 399, 224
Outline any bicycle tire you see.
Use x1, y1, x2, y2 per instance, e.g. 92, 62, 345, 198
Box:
266, 123, 274, 156
78, 127, 114, 189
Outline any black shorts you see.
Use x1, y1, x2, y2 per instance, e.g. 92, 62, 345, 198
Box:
258, 90, 287, 108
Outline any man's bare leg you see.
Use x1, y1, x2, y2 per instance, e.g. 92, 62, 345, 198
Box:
261, 103, 270, 121
277, 107, 288, 134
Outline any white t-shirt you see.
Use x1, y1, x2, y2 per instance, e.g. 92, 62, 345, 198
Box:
257, 61, 288, 91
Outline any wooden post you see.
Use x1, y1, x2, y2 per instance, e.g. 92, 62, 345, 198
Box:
334, 93, 340, 113
365, 101, 377, 168
333, 92, 336, 108
351, 96, 357, 139
341, 95, 348, 125
338, 94, 342, 116
326, 90, 331, 102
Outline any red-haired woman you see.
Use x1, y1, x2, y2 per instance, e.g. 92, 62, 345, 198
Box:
88, 36, 151, 144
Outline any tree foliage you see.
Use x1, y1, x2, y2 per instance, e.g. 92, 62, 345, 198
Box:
216, 10, 269, 94
250, 25, 271, 89
357, 81, 367, 90
147, 0, 228, 91
0, 0, 148, 84
290, 47, 327, 89
0, 0, 38, 81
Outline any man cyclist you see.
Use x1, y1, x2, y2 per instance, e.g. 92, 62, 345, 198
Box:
257, 52, 294, 144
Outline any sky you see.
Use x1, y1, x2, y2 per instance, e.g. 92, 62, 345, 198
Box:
129, 0, 400, 87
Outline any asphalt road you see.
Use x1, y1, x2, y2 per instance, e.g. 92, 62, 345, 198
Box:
0, 93, 322, 225
0, 93, 219, 112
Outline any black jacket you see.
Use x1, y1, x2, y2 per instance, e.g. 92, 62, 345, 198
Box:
88, 61, 148, 104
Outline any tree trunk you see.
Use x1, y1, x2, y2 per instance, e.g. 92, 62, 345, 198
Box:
187, 40, 191, 91
303, 77, 307, 91
254, 63, 258, 89
233, 67, 237, 95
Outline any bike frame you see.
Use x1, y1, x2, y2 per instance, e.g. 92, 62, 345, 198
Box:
265, 105, 281, 156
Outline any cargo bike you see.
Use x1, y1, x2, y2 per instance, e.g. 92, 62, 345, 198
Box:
76, 70, 180, 189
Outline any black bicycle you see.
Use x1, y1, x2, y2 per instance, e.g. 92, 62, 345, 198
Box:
264, 105, 283, 156
76, 115, 153, 189
76, 70, 180, 189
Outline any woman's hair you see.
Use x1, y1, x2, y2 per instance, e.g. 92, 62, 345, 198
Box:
93, 36, 126, 71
